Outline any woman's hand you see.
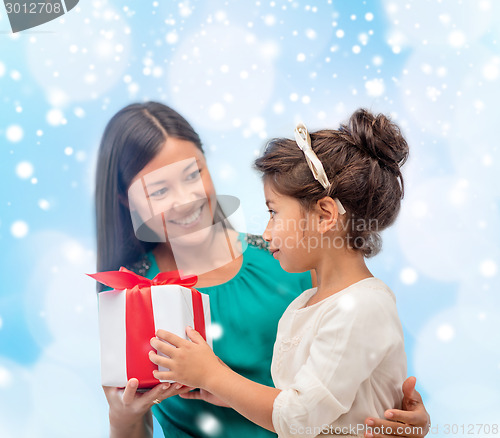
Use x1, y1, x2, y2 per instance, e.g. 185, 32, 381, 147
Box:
364, 377, 430, 438
179, 388, 231, 407
149, 327, 222, 389
104, 378, 194, 437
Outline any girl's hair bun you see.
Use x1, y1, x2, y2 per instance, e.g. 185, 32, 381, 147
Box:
341, 109, 409, 175
254, 107, 409, 258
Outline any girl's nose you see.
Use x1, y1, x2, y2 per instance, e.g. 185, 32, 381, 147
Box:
262, 222, 272, 242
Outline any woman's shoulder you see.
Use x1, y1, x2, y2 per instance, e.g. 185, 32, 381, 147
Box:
124, 253, 153, 277
122, 233, 310, 290
243, 233, 270, 252
239, 232, 312, 288
126, 233, 271, 275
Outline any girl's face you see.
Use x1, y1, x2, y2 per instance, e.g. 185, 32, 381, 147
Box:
127, 138, 217, 246
262, 181, 317, 273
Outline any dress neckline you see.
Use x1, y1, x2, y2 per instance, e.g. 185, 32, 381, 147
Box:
147, 232, 249, 291
295, 277, 381, 311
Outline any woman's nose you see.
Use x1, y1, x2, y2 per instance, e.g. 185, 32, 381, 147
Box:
170, 180, 205, 210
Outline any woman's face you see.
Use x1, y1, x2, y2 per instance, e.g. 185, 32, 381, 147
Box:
127, 137, 217, 246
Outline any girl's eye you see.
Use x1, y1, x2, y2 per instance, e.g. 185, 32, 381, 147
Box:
268, 209, 276, 218
149, 187, 168, 198
186, 169, 201, 181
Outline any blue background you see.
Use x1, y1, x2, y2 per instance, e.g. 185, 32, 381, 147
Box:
1, 0, 499, 436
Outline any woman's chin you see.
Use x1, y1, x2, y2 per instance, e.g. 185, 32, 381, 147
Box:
168, 220, 214, 248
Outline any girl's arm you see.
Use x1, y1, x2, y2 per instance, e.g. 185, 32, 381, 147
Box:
151, 288, 405, 438
309, 270, 429, 437
205, 363, 280, 431
150, 328, 281, 432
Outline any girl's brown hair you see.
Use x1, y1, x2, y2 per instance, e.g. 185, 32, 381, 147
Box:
254, 108, 409, 257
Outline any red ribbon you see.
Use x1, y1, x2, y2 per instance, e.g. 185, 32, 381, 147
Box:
88, 267, 198, 290
88, 268, 206, 389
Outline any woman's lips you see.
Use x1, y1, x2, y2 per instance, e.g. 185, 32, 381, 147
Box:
270, 248, 279, 258
168, 204, 204, 228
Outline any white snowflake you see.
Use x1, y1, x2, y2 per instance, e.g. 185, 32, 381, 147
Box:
16, 162, 34, 179
6, 125, 23, 142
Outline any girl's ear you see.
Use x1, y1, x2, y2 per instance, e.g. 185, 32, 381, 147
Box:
315, 197, 339, 234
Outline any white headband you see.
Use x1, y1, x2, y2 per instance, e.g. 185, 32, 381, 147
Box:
294, 123, 346, 215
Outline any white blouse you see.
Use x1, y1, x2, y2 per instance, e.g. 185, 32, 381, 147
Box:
271, 278, 407, 438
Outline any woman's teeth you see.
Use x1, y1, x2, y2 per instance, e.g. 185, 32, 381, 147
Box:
170, 206, 203, 226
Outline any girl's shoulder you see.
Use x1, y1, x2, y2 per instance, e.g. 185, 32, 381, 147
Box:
291, 278, 396, 316
349, 277, 396, 303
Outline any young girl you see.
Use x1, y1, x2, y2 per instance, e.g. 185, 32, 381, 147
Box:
149, 108, 411, 437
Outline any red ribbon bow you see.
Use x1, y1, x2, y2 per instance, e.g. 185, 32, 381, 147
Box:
88, 267, 205, 389
87, 266, 198, 291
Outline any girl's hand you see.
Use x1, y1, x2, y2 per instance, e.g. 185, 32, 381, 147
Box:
179, 388, 231, 407
104, 378, 195, 435
149, 327, 222, 389
364, 377, 430, 438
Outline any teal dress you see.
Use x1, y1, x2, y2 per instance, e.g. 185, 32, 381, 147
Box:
128, 233, 312, 438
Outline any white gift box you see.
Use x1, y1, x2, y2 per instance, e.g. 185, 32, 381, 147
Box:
98, 283, 212, 389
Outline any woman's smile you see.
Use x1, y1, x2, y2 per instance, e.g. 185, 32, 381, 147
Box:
168, 203, 205, 228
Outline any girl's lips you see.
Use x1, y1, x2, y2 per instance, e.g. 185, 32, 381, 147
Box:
271, 249, 279, 258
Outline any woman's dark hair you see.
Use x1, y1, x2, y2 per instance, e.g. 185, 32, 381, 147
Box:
254, 108, 409, 257
95, 101, 223, 289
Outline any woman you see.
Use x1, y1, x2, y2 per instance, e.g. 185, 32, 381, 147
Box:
95, 101, 430, 438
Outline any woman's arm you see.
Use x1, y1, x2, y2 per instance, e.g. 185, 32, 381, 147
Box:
150, 328, 281, 432
104, 378, 194, 438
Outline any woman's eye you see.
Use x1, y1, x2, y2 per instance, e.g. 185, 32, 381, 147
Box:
268, 209, 276, 218
186, 169, 201, 181
149, 187, 168, 198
